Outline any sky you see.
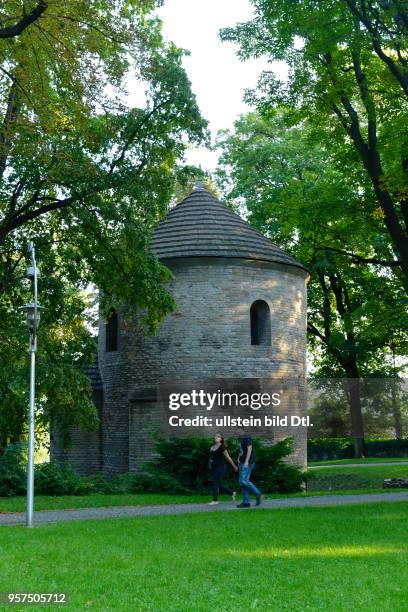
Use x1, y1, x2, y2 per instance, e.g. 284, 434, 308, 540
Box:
154, 0, 286, 171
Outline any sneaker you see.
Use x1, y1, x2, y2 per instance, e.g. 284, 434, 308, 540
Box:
255, 495, 262, 506
236, 502, 251, 508
208, 501, 219, 505
232, 491, 237, 502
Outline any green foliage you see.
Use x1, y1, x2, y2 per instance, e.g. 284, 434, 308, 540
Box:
0, 443, 26, 496
254, 439, 306, 493
220, 1, 408, 287
308, 437, 408, 461
131, 469, 191, 495
86, 472, 135, 495
0, 1, 208, 450
133, 436, 305, 494
0, 437, 304, 498
308, 464, 408, 491
308, 438, 356, 462
35, 460, 91, 496
217, 110, 407, 379
216, 108, 408, 448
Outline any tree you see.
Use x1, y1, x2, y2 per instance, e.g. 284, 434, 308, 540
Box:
217, 110, 408, 456
221, 1, 408, 291
0, 2, 47, 39
0, 0, 208, 450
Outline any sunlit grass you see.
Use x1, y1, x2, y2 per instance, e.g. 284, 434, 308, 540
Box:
1, 503, 408, 610
225, 544, 404, 559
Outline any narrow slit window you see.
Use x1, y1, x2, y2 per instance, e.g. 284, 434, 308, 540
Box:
250, 300, 271, 346
106, 309, 118, 352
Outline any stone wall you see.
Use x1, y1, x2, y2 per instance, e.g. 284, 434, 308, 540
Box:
100, 257, 309, 475
57, 256, 308, 476
50, 390, 103, 475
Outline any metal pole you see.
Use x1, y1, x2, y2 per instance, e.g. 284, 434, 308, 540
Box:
26, 338, 36, 528
26, 242, 37, 528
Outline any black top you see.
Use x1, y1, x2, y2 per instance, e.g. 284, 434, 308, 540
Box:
210, 444, 226, 469
239, 437, 256, 464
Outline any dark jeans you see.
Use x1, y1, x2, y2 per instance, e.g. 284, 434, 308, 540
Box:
212, 465, 234, 501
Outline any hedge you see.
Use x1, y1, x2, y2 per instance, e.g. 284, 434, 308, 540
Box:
132, 436, 305, 494
308, 437, 408, 461
0, 437, 305, 497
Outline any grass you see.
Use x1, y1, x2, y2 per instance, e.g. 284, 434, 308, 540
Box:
0, 494, 211, 513
1, 463, 408, 513
1, 503, 408, 610
1, 488, 407, 514
309, 457, 408, 467
308, 464, 408, 491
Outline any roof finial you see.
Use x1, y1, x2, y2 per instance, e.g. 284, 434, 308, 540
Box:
196, 179, 204, 190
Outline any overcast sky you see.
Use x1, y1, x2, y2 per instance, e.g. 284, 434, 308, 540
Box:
155, 0, 285, 171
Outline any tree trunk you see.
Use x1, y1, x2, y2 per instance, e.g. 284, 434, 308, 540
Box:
0, 430, 8, 456
391, 379, 403, 440
344, 367, 365, 458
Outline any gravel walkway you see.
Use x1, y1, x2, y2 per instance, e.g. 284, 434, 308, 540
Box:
1, 492, 408, 527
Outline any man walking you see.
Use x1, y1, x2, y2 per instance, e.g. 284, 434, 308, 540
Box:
236, 435, 262, 508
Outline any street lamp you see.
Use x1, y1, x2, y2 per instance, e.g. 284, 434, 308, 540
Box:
22, 242, 44, 528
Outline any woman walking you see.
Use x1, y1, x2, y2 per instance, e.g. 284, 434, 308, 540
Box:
208, 433, 238, 505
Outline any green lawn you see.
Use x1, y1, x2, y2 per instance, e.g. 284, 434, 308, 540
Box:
1, 503, 407, 611
2, 488, 407, 514
1, 462, 408, 513
308, 464, 408, 491
0, 494, 211, 513
309, 457, 408, 467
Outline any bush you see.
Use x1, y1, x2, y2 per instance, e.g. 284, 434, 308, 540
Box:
308, 437, 408, 461
0, 437, 306, 498
308, 438, 355, 461
90, 472, 134, 495
131, 469, 191, 495
254, 440, 306, 493
364, 438, 408, 458
132, 436, 305, 495
0, 443, 26, 496
147, 436, 215, 492
35, 461, 90, 496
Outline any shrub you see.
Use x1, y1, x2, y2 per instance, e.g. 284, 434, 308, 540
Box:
254, 439, 306, 493
35, 461, 89, 496
149, 436, 215, 492
133, 436, 305, 495
0, 443, 26, 497
308, 437, 408, 461
308, 438, 355, 461
364, 438, 408, 458
131, 469, 191, 495
90, 472, 134, 495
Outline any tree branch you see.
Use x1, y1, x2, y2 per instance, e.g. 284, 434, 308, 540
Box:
0, 2, 47, 39
317, 246, 402, 267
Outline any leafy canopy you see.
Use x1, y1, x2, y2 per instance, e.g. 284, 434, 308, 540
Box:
221, 0, 408, 289
0, 0, 208, 448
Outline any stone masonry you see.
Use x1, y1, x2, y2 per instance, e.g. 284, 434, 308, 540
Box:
51, 187, 310, 477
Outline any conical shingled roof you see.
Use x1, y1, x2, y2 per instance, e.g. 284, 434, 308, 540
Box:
151, 187, 308, 273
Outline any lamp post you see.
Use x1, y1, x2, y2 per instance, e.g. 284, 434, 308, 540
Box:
23, 242, 44, 528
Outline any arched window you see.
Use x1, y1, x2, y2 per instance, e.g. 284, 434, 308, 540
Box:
106, 309, 118, 352
250, 300, 271, 346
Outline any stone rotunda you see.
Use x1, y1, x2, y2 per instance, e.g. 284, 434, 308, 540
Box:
51, 185, 310, 476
